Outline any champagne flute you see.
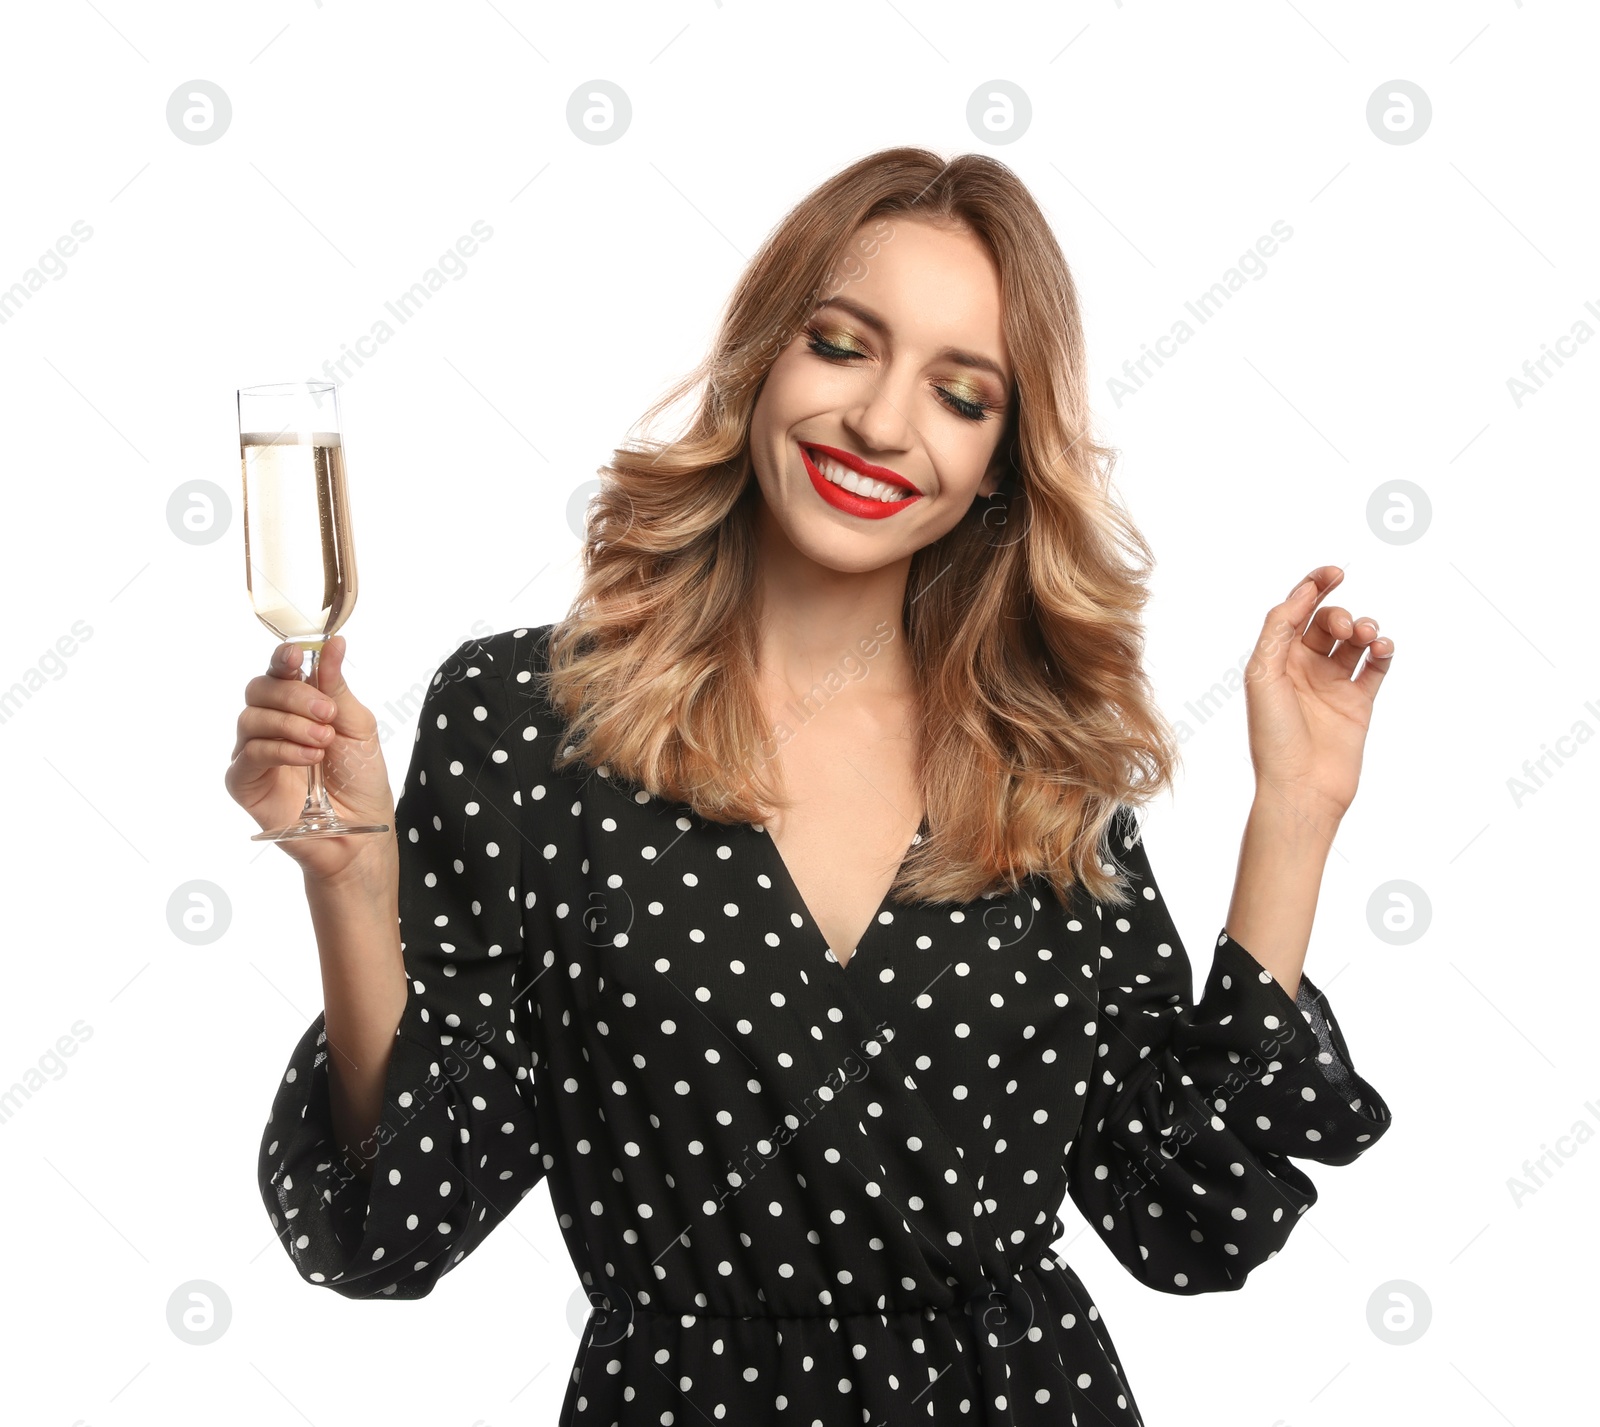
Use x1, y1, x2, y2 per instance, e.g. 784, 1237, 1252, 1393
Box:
238, 380, 389, 841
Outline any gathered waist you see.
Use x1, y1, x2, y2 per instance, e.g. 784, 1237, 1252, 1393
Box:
589, 1254, 1072, 1326
624, 1299, 971, 1321
561, 1258, 1139, 1427
561, 1257, 1140, 1427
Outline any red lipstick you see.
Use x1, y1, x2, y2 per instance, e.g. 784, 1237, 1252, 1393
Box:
799, 441, 921, 520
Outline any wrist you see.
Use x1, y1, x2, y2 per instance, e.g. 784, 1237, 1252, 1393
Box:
305, 848, 400, 909
1247, 787, 1342, 853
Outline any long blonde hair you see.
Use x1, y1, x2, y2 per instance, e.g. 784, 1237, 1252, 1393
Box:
542, 146, 1180, 910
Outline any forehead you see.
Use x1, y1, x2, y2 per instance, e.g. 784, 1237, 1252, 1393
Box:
825, 217, 1008, 370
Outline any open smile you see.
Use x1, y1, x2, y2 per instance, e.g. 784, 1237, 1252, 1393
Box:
799, 441, 922, 519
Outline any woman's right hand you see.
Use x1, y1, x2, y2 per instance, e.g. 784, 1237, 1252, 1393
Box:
225, 634, 399, 887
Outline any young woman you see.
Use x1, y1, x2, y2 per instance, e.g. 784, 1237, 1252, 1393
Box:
233, 147, 1395, 1425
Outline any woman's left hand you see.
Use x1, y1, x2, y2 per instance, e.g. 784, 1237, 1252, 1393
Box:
1243, 566, 1395, 833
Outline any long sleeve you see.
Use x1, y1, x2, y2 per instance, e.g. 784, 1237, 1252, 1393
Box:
1064, 806, 1391, 1294
258, 639, 553, 1299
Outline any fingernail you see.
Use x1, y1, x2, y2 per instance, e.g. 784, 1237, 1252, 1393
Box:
1289, 576, 1314, 599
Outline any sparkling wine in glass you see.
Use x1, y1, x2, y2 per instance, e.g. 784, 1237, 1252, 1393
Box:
237, 380, 389, 841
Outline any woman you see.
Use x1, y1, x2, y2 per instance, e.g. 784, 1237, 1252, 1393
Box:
232, 147, 1395, 1425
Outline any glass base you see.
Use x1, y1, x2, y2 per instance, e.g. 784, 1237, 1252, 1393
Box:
251, 815, 391, 842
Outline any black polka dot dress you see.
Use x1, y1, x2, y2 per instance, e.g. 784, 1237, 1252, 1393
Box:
260, 625, 1393, 1425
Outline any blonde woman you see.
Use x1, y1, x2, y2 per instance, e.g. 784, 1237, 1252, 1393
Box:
235, 147, 1395, 1425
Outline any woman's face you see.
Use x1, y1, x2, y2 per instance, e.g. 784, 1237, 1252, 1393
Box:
748, 216, 1015, 573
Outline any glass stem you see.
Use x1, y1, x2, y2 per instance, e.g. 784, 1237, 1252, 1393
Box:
301, 642, 336, 821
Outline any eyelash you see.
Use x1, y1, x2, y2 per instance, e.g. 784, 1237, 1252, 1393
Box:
803, 326, 998, 423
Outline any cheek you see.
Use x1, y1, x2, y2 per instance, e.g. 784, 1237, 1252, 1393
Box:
754, 360, 829, 451
749, 369, 786, 437
768, 341, 870, 413
761, 348, 816, 410
748, 383, 797, 487
939, 435, 1002, 496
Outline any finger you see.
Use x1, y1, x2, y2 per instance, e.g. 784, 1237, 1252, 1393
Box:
1307, 564, 1345, 596
1258, 566, 1346, 678
237, 702, 337, 752
1353, 635, 1395, 700
243, 669, 340, 723
268, 641, 306, 680
237, 735, 327, 772
1283, 565, 1344, 606
1276, 564, 1341, 633
1258, 585, 1313, 678
1329, 615, 1379, 676
1302, 605, 1353, 658
310, 635, 348, 699
308, 636, 372, 736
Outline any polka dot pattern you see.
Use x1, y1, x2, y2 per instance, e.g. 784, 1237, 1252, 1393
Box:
259, 627, 1393, 1425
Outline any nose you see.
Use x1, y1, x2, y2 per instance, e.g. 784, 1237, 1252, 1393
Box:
839, 368, 915, 460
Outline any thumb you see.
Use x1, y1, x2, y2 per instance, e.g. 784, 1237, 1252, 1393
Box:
309, 636, 373, 732
1257, 579, 1316, 678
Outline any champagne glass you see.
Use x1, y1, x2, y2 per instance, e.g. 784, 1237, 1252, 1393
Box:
238, 380, 389, 841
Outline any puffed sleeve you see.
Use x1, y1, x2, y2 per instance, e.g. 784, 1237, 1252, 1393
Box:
1064, 806, 1391, 1294
258, 637, 553, 1299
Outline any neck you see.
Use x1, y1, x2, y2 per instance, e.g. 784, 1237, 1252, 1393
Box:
751, 500, 916, 703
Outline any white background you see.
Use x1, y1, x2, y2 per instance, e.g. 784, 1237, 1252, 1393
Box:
0, 1, 1592, 1424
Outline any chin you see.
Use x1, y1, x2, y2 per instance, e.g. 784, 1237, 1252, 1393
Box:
787, 514, 915, 574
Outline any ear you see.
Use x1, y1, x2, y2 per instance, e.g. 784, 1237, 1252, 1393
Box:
977, 449, 1009, 498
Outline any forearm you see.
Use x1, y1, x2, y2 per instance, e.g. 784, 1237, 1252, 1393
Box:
304, 864, 409, 1184
1223, 794, 1340, 1002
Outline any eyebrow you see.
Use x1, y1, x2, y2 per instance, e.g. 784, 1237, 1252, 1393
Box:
811, 296, 1011, 385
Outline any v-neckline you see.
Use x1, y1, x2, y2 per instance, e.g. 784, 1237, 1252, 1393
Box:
753, 813, 928, 973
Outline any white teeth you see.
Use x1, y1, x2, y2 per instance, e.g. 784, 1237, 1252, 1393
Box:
809, 451, 907, 503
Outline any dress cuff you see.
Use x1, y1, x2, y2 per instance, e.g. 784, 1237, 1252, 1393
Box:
258, 996, 498, 1299
1168, 931, 1393, 1166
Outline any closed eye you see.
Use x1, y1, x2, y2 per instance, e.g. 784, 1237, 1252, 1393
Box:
803, 326, 998, 423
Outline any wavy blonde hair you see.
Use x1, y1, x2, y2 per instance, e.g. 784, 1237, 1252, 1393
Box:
542, 146, 1180, 910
